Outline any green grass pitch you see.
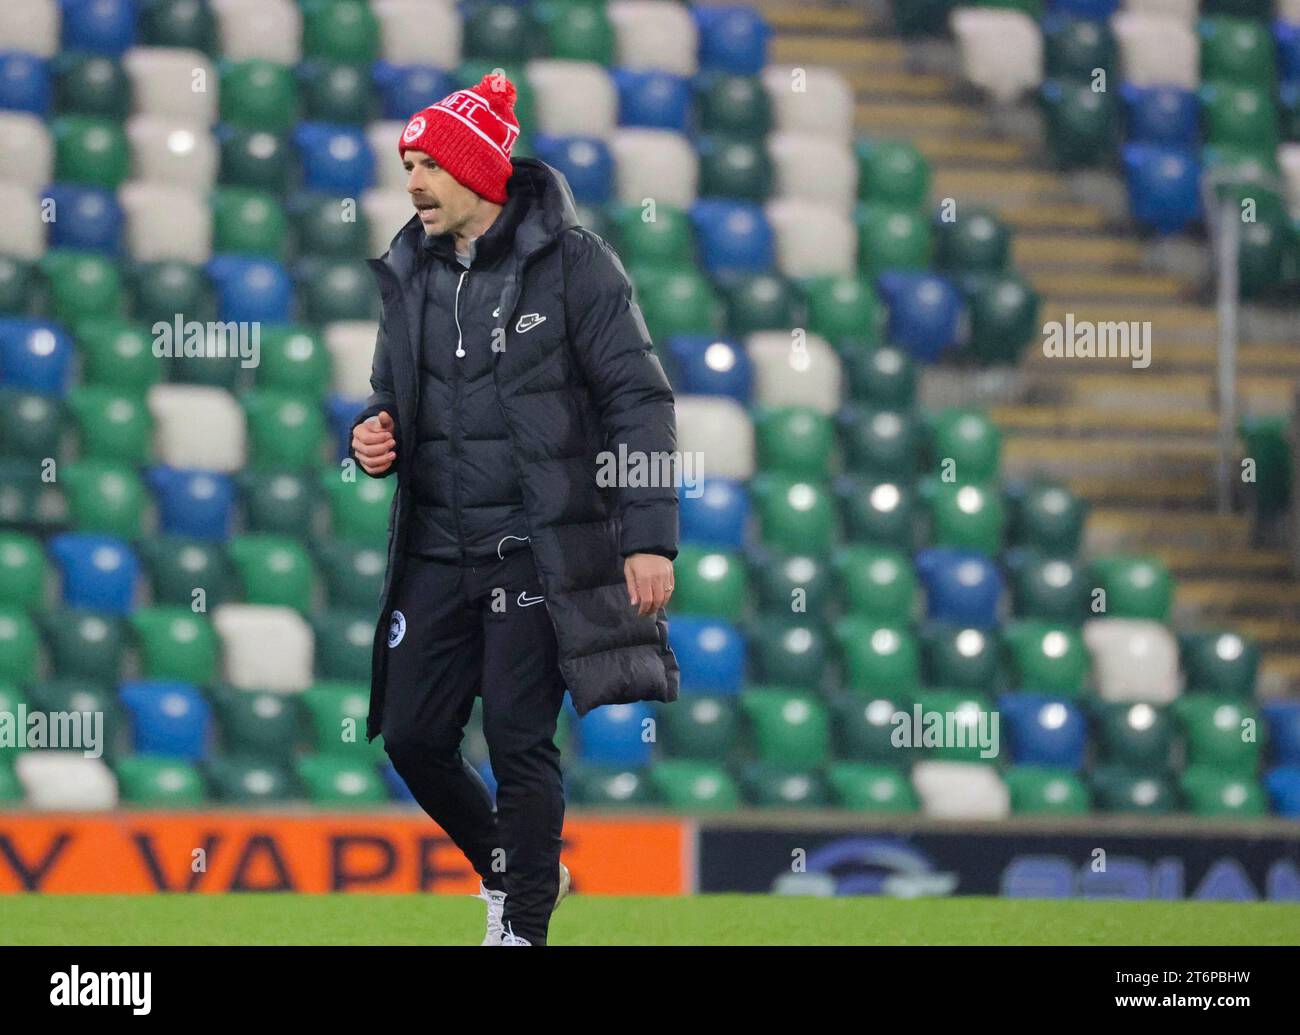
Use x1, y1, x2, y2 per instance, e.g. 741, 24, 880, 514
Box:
2, 895, 1298, 946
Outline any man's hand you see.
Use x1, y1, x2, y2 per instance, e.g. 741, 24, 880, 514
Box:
352, 411, 397, 476
624, 553, 674, 616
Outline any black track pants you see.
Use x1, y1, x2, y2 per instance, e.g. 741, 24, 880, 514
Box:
380, 547, 566, 945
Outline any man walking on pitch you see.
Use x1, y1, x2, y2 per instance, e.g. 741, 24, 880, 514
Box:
349, 72, 679, 946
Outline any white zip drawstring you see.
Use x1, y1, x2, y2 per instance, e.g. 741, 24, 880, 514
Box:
454, 269, 467, 358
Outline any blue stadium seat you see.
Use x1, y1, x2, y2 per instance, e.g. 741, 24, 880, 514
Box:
0, 318, 74, 396
43, 185, 123, 253
206, 256, 294, 324
60, 0, 137, 56
666, 333, 752, 401
613, 68, 691, 131
373, 62, 457, 122
1276, 21, 1300, 86
1262, 701, 1300, 768
670, 616, 745, 694
1121, 84, 1199, 149
576, 702, 654, 766
327, 393, 368, 461
1049, 0, 1120, 17
876, 271, 965, 363
48, 533, 139, 613
1122, 143, 1201, 234
680, 477, 749, 549
690, 199, 773, 274
293, 122, 375, 196
915, 547, 1003, 628
0, 51, 51, 114
694, 5, 771, 76
147, 467, 238, 541
998, 692, 1087, 769
530, 134, 613, 204
1264, 766, 1300, 817
119, 679, 212, 760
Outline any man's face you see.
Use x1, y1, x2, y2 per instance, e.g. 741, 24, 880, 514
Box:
403, 149, 479, 237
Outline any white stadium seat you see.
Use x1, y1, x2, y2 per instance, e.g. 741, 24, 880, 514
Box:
0, 183, 45, 261
0, 112, 53, 189
674, 395, 755, 480
608, 128, 698, 209
374, 0, 461, 68
16, 753, 119, 810
1123, 0, 1199, 20
120, 182, 212, 264
0, 0, 59, 58
212, 0, 302, 64
527, 60, 618, 138
369, 121, 409, 191
1111, 12, 1199, 89
745, 331, 843, 414
912, 761, 1011, 820
765, 198, 857, 277
761, 65, 854, 140
607, 1, 698, 76
363, 189, 417, 257
128, 116, 220, 190
123, 47, 219, 122
950, 8, 1044, 104
1084, 618, 1183, 704
147, 384, 248, 472
213, 604, 315, 693
768, 131, 857, 211
1282, 0, 1300, 21
1279, 144, 1300, 220
325, 321, 383, 399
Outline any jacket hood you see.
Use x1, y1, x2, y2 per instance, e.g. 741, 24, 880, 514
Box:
378, 157, 581, 282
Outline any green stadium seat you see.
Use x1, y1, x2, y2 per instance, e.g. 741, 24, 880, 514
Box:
212, 189, 288, 258
835, 617, 920, 694
929, 407, 1001, 483
961, 270, 1039, 365
1008, 481, 1086, 557
935, 207, 1010, 273
61, 461, 146, 539
299, 61, 377, 124
320, 469, 395, 546
129, 607, 218, 685
827, 761, 917, 811
1090, 765, 1176, 814
1239, 414, 1292, 517
841, 345, 915, 408
26, 679, 130, 760
292, 195, 371, 259
721, 273, 797, 336
128, 261, 210, 328
302, 0, 380, 63
255, 326, 334, 396
697, 72, 771, 139
1004, 766, 1090, 815
0, 533, 45, 609
42, 251, 124, 325
0, 606, 40, 686
298, 756, 387, 805
1092, 702, 1174, 771
659, 695, 739, 760
0, 758, 22, 803
220, 61, 298, 133
1179, 631, 1258, 697
74, 321, 161, 391
66, 387, 152, 464
1002, 621, 1088, 696
833, 544, 915, 623
1090, 555, 1172, 621
463, 2, 531, 62
0, 256, 36, 316
567, 764, 656, 807
300, 681, 381, 759
610, 203, 693, 269
1044, 16, 1116, 80
0, 388, 62, 460
856, 139, 930, 208
671, 546, 747, 620
1010, 552, 1085, 621
1041, 79, 1119, 168
115, 756, 207, 806
311, 610, 374, 682
856, 202, 933, 275
741, 688, 830, 767
138, 536, 235, 610
297, 259, 380, 323
242, 391, 328, 470
751, 475, 836, 555
51, 116, 130, 187
802, 275, 883, 349
928, 479, 1006, 555
740, 762, 830, 808
39, 608, 126, 681
632, 268, 724, 341
533, 0, 614, 64
0, 460, 56, 530
837, 404, 920, 479
208, 683, 301, 763
1179, 766, 1266, 818
1199, 17, 1276, 89
836, 477, 916, 549
1200, 83, 1279, 154
228, 534, 316, 610
139, 0, 216, 50
754, 406, 834, 479
747, 615, 832, 689
921, 624, 1000, 691
220, 129, 292, 194
911, 688, 994, 762
314, 539, 386, 611
54, 53, 131, 118
205, 755, 299, 804
1173, 697, 1259, 776
752, 552, 836, 620
698, 134, 773, 200
832, 689, 912, 765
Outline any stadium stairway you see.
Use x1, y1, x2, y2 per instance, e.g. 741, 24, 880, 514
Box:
718, 0, 1300, 696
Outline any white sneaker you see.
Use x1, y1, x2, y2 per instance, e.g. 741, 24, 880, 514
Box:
555, 861, 571, 911
476, 882, 507, 946
501, 922, 532, 946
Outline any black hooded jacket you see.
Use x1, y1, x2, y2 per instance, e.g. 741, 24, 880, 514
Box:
349, 157, 681, 739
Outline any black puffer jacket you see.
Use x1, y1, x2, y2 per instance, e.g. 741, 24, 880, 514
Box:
349, 157, 680, 739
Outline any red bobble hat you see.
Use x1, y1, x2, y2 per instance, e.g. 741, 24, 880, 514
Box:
397, 72, 520, 205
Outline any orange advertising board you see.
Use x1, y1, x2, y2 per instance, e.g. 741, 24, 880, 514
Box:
0, 812, 691, 894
